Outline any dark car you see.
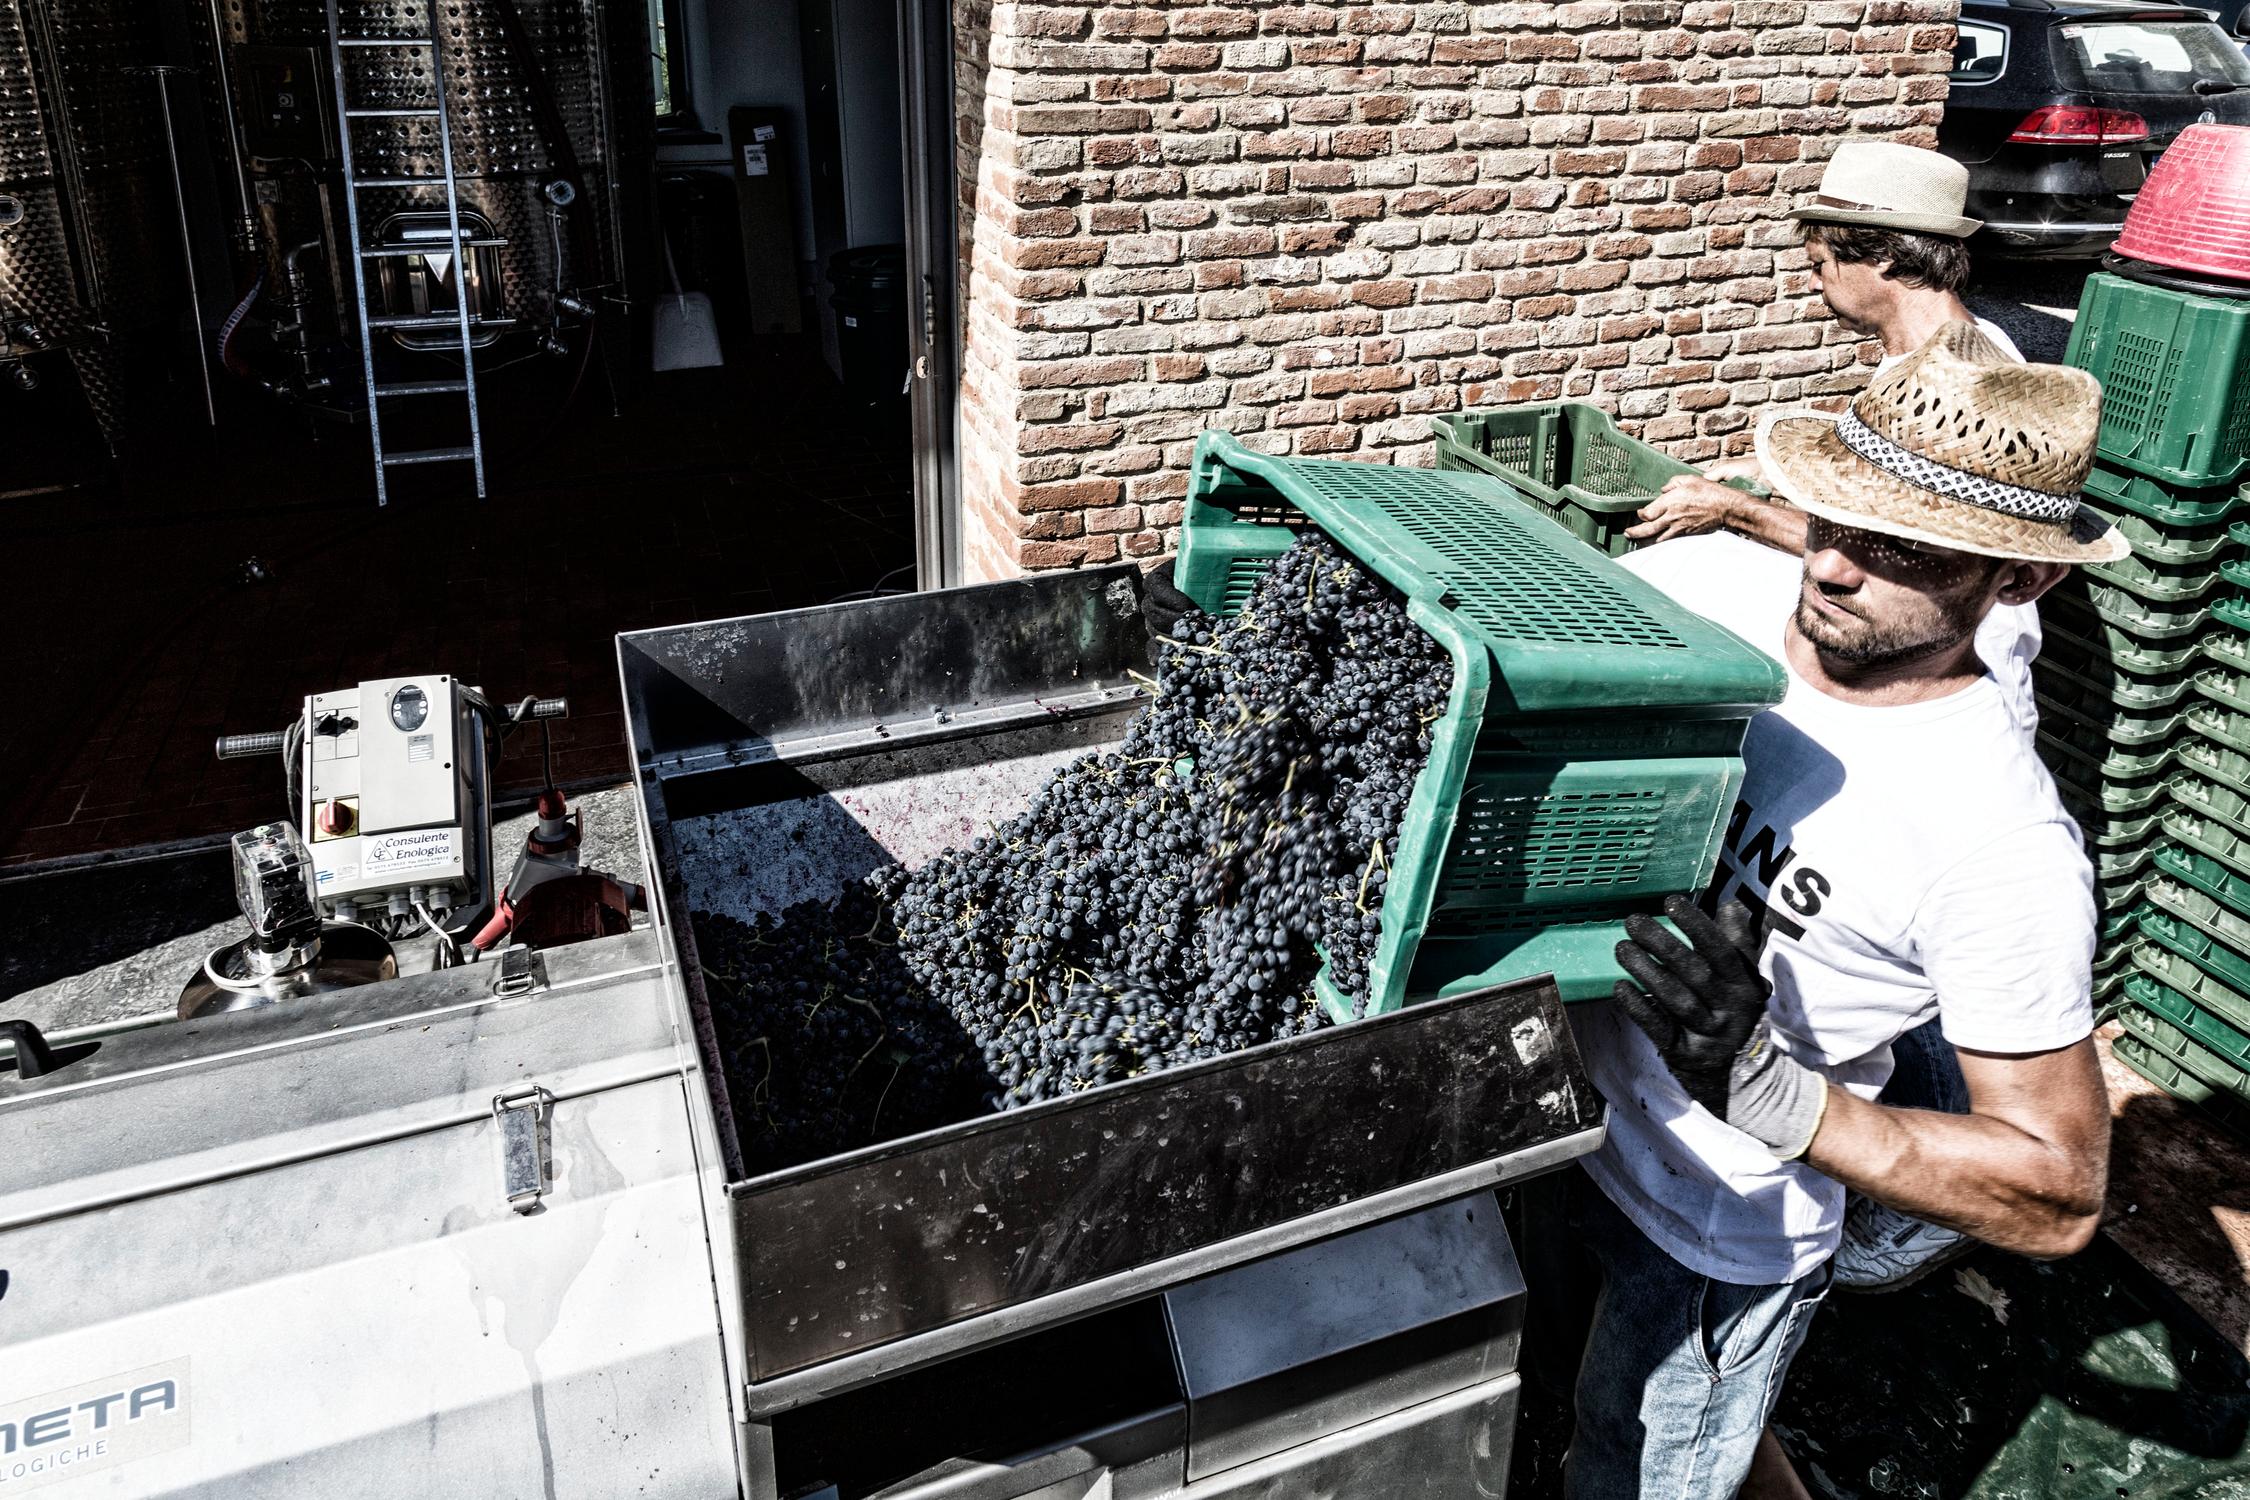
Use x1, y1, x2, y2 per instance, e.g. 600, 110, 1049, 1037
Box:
1939, 0, 2250, 257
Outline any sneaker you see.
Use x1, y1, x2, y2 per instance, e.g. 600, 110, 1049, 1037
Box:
1832, 1194, 1975, 1292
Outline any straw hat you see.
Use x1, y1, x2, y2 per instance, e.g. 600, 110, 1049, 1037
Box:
1755, 322, 2128, 565
1788, 141, 1981, 239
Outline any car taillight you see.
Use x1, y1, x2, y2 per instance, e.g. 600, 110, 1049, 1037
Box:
2009, 106, 2153, 145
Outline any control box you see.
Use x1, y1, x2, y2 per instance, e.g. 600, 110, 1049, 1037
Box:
301, 676, 490, 922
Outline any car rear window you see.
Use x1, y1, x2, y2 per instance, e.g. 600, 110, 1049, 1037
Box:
2054, 19, 2250, 92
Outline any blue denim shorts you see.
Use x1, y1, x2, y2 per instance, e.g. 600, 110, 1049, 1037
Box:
1548, 1168, 1834, 1500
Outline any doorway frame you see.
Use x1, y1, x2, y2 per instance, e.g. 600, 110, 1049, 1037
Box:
896, 0, 961, 589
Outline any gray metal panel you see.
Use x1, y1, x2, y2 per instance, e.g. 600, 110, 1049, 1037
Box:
0, 1074, 739, 1497
1165, 1196, 1525, 1483
0, 930, 677, 1230
864, 1407, 1187, 1500
729, 982, 1590, 1384
1180, 1372, 1521, 1499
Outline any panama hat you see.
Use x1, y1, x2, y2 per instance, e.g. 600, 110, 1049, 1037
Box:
1754, 323, 2127, 565
1788, 141, 1982, 239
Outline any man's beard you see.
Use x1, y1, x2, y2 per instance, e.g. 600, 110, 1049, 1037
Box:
1794, 588, 1977, 669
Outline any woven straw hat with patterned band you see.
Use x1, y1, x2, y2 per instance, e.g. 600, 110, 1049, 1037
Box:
1787, 140, 1982, 239
1754, 322, 2128, 565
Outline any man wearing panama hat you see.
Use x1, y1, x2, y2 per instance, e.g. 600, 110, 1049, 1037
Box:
1628, 140, 2024, 553
1546, 323, 2114, 1500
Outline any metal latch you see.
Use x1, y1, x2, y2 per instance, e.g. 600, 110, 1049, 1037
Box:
490, 944, 541, 998
493, 1085, 553, 1213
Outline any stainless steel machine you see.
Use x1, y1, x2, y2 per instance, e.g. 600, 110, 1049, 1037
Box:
0, 569, 1606, 1496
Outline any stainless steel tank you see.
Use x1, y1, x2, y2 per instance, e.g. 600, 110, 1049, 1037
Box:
0, 0, 170, 448
207, 0, 641, 339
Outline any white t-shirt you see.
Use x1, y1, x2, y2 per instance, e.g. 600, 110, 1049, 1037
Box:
1623, 533, 2044, 739
1577, 536, 2097, 1285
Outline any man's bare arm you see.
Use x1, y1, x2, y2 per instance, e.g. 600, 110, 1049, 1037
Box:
1627, 473, 1810, 555
1801, 1040, 2109, 1259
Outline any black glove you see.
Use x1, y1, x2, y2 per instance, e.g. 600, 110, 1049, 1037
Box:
1612, 896, 1827, 1156
1141, 558, 1200, 645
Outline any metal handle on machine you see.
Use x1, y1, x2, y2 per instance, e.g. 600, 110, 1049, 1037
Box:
215, 730, 289, 760
0, 1020, 59, 1079
494, 1085, 553, 1212
515, 697, 569, 723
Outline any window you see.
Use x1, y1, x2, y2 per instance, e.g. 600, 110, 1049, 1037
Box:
1951, 21, 2009, 84
651, 0, 691, 123
2055, 19, 2250, 92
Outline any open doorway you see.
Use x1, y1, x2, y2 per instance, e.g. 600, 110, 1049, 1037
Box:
0, 0, 958, 867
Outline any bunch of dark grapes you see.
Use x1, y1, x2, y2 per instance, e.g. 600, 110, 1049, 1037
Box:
693, 881, 989, 1175
694, 533, 1453, 1171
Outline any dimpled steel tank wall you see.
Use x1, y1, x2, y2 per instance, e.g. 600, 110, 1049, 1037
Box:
0, 0, 170, 449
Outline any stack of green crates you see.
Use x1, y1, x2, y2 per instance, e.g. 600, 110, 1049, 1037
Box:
2060, 268, 2250, 1136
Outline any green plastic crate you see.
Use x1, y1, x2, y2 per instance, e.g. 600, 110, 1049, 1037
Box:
2155, 843, 2250, 919
2042, 739, 2171, 813
2099, 838, 2164, 883
1178, 431, 1787, 1014
2066, 271, 2250, 490
2203, 629, 2250, 676
2193, 664, 2250, 718
2138, 912, 2250, 1029
2147, 873, 2250, 960
2076, 495, 2239, 564
2097, 869, 2149, 915
2163, 806, 2250, 874
2118, 1000, 2250, 1105
2084, 460, 2244, 528
2041, 602, 2205, 677
1428, 404, 1767, 558
2168, 771, 2250, 844
2086, 548, 2229, 605
2212, 595, 2250, 637
2124, 945, 2250, 1068
2030, 652, 2197, 713
2187, 701, 2250, 759
2179, 731, 2250, 801
2112, 1024, 2250, 1142
2062, 791, 2162, 849
2079, 581, 2213, 639
2033, 686, 2183, 754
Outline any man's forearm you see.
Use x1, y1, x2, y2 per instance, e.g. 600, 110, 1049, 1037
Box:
1724, 495, 1809, 557
1801, 1081, 2107, 1259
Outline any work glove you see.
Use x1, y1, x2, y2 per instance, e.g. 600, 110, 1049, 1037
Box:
1141, 559, 1201, 647
1612, 896, 1828, 1159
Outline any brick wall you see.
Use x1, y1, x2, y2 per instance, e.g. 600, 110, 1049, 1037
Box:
952, 0, 1961, 580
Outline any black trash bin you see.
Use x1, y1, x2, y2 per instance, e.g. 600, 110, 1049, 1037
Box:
828, 244, 908, 421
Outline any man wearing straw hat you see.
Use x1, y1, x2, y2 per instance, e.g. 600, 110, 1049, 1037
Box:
1549, 323, 2116, 1500
1624, 140, 2050, 1303
1627, 140, 2023, 553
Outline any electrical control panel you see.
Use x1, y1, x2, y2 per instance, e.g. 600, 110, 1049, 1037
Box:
239, 45, 334, 161
302, 676, 487, 922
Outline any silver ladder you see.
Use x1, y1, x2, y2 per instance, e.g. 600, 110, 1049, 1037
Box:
324, 0, 487, 503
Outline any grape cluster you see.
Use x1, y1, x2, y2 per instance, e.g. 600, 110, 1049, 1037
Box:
694, 534, 1453, 1173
